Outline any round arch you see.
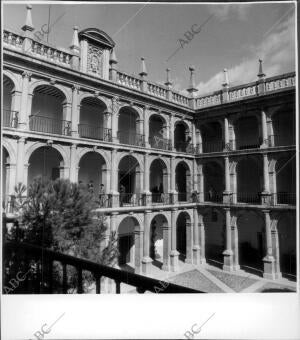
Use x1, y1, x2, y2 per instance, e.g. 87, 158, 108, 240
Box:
174, 120, 191, 152
176, 211, 192, 261
28, 80, 72, 104
236, 156, 262, 204
150, 158, 169, 203
236, 210, 265, 273
27, 146, 65, 186
149, 213, 169, 269
118, 106, 143, 145
203, 161, 224, 202
175, 161, 192, 202
203, 207, 225, 268
234, 114, 261, 150
117, 216, 141, 271
3, 69, 20, 92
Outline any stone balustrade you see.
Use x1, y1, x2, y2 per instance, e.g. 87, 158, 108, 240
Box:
228, 82, 257, 101
265, 73, 296, 92
147, 81, 167, 98
3, 29, 24, 50
31, 41, 72, 66
196, 91, 222, 108
116, 71, 142, 91
172, 90, 190, 106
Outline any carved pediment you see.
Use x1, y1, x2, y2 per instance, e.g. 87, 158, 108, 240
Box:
79, 28, 115, 50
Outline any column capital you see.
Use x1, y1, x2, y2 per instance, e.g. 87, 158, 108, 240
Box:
72, 84, 80, 92
22, 71, 32, 79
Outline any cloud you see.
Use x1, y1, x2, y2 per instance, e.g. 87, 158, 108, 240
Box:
207, 4, 251, 21
196, 13, 295, 95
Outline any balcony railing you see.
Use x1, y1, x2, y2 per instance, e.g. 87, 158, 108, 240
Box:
119, 193, 143, 207
274, 192, 296, 205
117, 131, 145, 147
202, 140, 224, 153
204, 192, 223, 203
149, 136, 172, 150
236, 140, 261, 150
29, 115, 71, 136
151, 193, 171, 205
268, 135, 296, 147
78, 124, 112, 142
237, 192, 261, 204
3, 109, 18, 128
3, 240, 201, 294
175, 142, 196, 154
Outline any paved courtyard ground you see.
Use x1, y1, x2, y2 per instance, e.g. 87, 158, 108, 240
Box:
123, 261, 297, 294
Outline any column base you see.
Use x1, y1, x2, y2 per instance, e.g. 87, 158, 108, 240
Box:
223, 250, 234, 271
261, 191, 271, 205
192, 246, 201, 265
109, 191, 120, 207
142, 256, 152, 275
170, 250, 179, 272
263, 255, 276, 280
223, 191, 232, 204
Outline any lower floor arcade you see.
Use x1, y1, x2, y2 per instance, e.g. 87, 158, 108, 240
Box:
108, 208, 296, 280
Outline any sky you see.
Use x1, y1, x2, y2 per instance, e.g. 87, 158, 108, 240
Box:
3, 2, 296, 95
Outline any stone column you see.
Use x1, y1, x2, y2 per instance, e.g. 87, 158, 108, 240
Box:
111, 97, 119, 143
16, 137, 26, 185
169, 113, 175, 150
263, 210, 276, 279
142, 210, 152, 274
231, 218, 240, 270
186, 220, 193, 264
69, 144, 78, 183
134, 229, 143, 274
162, 222, 171, 271
19, 71, 31, 130
199, 213, 206, 264
261, 153, 271, 205
272, 225, 282, 280
223, 208, 234, 271
198, 162, 204, 202
143, 106, 150, 147
170, 156, 177, 203
223, 117, 230, 150
170, 208, 179, 271
223, 156, 231, 203
192, 208, 201, 264
11, 90, 22, 115
110, 149, 119, 207
143, 152, 151, 205
71, 85, 80, 138
5, 163, 17, 198
260, 109, 268, 148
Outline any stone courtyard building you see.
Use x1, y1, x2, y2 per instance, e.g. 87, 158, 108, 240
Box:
2, 5, 296, 281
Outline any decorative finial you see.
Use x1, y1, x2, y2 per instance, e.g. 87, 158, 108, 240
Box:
139, 57, 148, 77
187, 65, 198, 94
109, 49, 118, 65
257, 59, 265, 78
222, 68, 229, 87
70, 26, 80, 52
22, 4, 34, 32
165, 68, 172, 87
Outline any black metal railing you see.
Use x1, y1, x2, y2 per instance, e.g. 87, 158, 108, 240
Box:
119, 193, 143, 207
3, 240, 201, 294
3, 109, 18, 128
204, 192, 223, 203
202, 140, 224, 153
151, 193, 171, 204
78, 124, 112, 142
29, 115, 71, 136
149, 136, 172, 150
236, 140, 261, 150
117, 131, 145, 147
274, 192, 296, 205
175, 142, 197, 154
268, 135, 296, 147
237, 192, 261, 204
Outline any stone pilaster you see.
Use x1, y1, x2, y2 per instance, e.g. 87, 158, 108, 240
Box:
71, 85, 80, 137
186, 221, 193, 264
16, 137, 26, 185
19, 71, 32, 130
162, 223, 171, 271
